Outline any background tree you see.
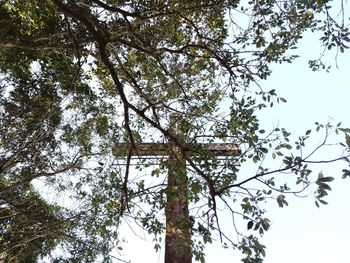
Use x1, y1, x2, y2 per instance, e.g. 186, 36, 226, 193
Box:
0, 0, 350, 262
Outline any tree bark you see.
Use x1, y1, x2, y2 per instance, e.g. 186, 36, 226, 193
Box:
164, 137, 192, 263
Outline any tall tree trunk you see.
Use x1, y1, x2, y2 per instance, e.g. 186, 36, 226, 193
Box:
164, 121, 192, 263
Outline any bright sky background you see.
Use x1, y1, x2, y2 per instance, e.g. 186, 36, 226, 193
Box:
257, 33, 350, 263
115, 29, 350, 263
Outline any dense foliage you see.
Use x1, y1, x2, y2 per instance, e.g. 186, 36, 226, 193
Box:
0, 0, 349, 262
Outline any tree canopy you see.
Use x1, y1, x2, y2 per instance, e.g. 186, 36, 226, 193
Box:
0, 0, 349, 262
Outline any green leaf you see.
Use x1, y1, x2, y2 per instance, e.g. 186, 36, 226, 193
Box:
279, 97, 287, 103
247, 221, 254, 230
342, 169, 350, 178
339, 128, 350, 133
152, 168, 161, 177
319, 199, 328, 205
277, 194, 287, 208
346, 134, 350, 147
318, 177, 334, 183
318, 183, 332, 191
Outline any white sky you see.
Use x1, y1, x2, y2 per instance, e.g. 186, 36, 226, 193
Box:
115, 30, 350, 263
257, 33, 350, 263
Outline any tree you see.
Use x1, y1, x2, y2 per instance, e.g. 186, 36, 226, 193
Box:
0, 0, 350, 262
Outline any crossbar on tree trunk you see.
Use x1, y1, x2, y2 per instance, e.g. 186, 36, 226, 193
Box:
113, 142, 240, 157
114, 137, 240, 263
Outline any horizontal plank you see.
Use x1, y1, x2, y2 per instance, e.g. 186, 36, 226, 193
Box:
113, 143, 240, 157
